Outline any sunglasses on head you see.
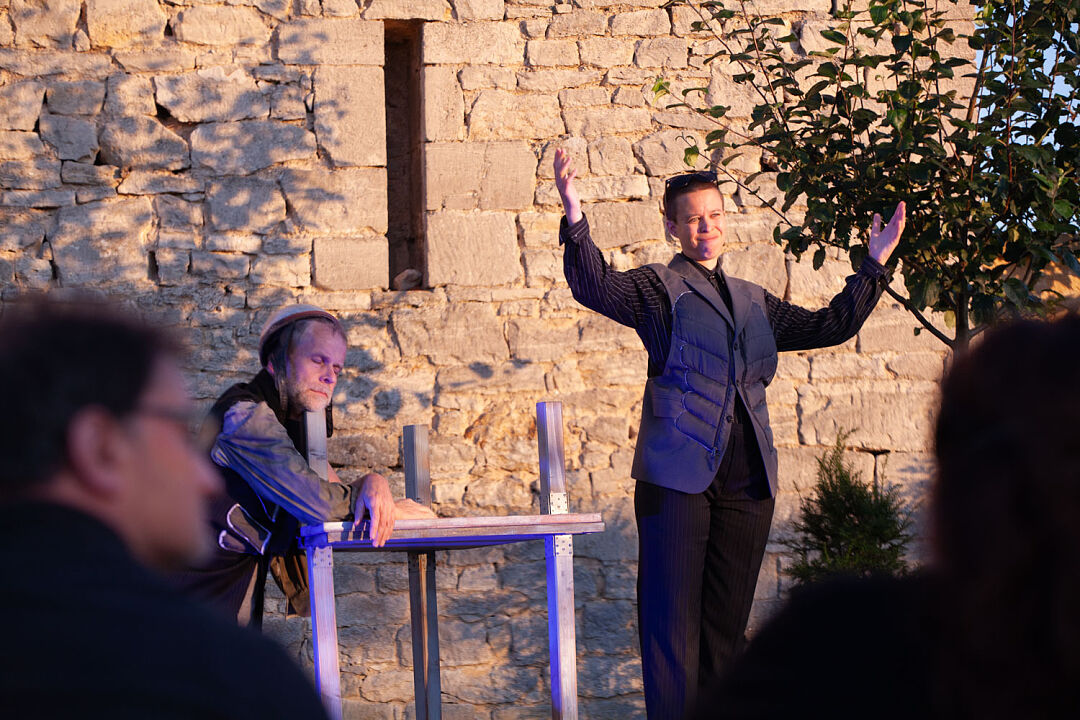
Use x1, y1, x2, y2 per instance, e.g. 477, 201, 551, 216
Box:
664, 171, 718, 194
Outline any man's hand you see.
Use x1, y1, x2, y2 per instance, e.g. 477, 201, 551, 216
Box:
554, 148, 583, 225
354, 473, 395, 547
868, 201, 906, 265
352, 474, 437, 547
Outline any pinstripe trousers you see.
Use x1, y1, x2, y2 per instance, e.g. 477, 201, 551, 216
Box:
634, 426, 775, 720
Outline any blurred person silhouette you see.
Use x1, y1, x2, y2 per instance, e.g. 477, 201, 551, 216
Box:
0, 297, 330, 720
692, 314, 1080, 719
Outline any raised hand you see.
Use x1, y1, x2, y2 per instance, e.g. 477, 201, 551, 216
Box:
554, 148, 583, 224
868, 201, 906, 265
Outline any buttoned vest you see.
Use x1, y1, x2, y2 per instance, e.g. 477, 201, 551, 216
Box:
631, 255, 781, 496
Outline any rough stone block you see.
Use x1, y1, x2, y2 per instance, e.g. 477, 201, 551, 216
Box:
154, 69, 270, 123
522, 248, 560, 286
450, 0, 504, 20
204, 233, 261, 253
280, 167, 387, 235
422, 66, 464, 142
610, 9, 670, 36
535, 174, 650, 207
423, 21, 522, 65
190, 251, 249, 280
0, 130, 44, 159
809, 352, 888, 382
884, 351, 946, 382
517, 210, 561, 248
207, 178, 285, 233
99, 116, 189, 171
578, 37, 635, 67
719, 242, 787, 297
536, 135, 586, 180
363, 0, 448, 19
313, 236, 388, 290
468, 90, 562, 140
85, 0, 166, 48
14, 255, 53, 288
633, 128, 703, 177
425, 210, 521, 287
114, 48, 196, 73
797, 380, 938, 452
613, 85, 646, 107
105, 74, 156, 116
173, 6, 269, 46
250, 253, 309, 287
116, 170, 202, 195
392, 303, 507, 364
558, 86, 609, 108
277, 19, 383, 65
856, 304, 950, 353
46, 81, 105, 115
314, 66, 386, 167
786, 251, 857, 307
526, 39, 578, 66
635, 37, 689, 68
269, 84, 306, 121
707, 70, 760, 119
588, 136, 637, 176
11, 0, 80, 48
153, 247, 189, 285
424, 141, 535, 211
38, 113, 98, 162
0, 48, 113, 78
508, 317, 577, 362
458, 66, 517, 91
0, 208, 49, 251
190, 120, 315, 174
48, 196, 153, 284
76, 186, 117, 203
564, 106, 651, 136
0, 188, 75, 207
155, 194, 202, 229
0, 157, 61, 189
0, 81, 45, 131
586, 201, 663, 250
515, 68, 600, 93
546, 10, 606, 38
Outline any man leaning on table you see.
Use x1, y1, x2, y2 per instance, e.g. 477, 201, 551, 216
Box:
553, 149, 906, 719
174, 303, 433, 628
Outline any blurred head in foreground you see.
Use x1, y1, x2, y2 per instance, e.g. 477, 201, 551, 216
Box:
0, 296, 221, 570
933, 312, 1080, 716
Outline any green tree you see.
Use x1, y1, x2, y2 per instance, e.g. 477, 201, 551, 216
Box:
785, 434, 913, 585
659, 0, 1080, 350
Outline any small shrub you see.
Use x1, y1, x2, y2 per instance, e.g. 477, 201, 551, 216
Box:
785, 433, 913, 586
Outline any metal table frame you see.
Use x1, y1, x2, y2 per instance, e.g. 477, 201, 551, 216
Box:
299, 402, 603, 720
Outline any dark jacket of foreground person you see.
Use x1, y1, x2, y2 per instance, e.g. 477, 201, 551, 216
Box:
0, 502, 330, 719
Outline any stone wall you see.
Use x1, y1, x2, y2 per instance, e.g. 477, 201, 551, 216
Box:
0, 1, 967, 717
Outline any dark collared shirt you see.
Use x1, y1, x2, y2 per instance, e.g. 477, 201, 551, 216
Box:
561, 214, 889, 496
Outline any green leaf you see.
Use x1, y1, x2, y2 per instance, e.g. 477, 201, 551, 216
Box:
820, 28, 848, 45
684, 145, 700, 168
886, 108, 909, 130
813, 247, 826, 270
869, 4, 889, 24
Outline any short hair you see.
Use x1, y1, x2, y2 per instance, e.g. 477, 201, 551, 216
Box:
932, 313, 1080, 716
662, 171, 723, 222
0, 297, 179, 497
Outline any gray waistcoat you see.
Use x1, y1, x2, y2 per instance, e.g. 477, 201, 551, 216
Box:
631, 255, 780, 495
